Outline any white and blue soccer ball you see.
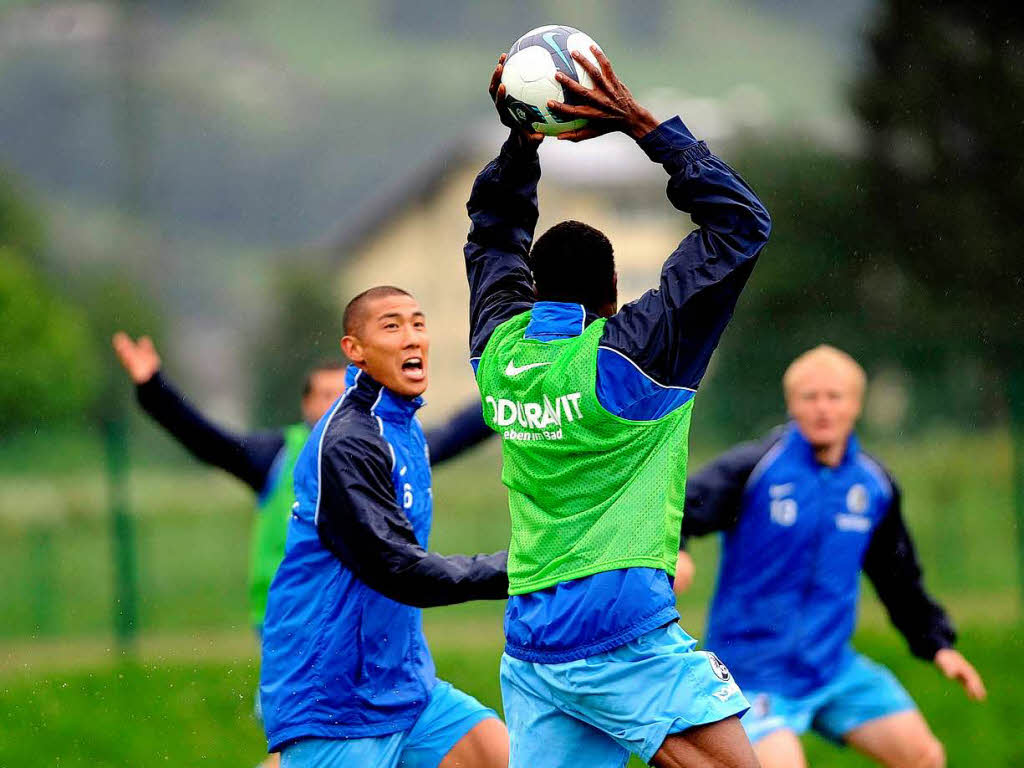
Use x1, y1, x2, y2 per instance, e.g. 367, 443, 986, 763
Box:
500, 25, 603, 136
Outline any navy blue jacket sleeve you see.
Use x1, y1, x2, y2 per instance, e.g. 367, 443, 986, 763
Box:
424, 400, 494, 466
135, 371, 284, 494
464, 134, 541, 360
600, 117, 772, 391
681, 432, 781, 549
863, 479, 957, 660
316, 431, 508, 607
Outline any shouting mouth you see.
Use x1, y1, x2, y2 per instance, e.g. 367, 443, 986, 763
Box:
401, 356, 425, 381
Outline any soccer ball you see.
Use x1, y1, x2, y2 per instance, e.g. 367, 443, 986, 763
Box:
500, 25, 602, 136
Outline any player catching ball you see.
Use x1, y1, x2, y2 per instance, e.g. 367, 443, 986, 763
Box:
466, 48, 771, 767
676, 345, 986, 768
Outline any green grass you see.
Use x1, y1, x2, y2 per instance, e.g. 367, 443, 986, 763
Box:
0, 429, 1019, 764
0, 624, 1020, 767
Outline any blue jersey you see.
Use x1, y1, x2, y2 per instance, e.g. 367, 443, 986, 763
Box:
684, 424, 956, 697
259, 369, 506, 751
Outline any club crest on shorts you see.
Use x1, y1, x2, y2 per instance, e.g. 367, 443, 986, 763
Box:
707, 652, 731, 682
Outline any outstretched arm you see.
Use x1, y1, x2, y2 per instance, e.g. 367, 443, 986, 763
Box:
862, 485, 984, 699
113, 332, 283, 494
317, 433, 508, 607
425, 400, 494, 466
681, 434, 779, 546
464, 57, 546, 361
673, 434, 778, 595
550, 48, 771, 402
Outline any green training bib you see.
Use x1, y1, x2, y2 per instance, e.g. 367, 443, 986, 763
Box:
476, 310, 692, 595
248, 422, 309, 627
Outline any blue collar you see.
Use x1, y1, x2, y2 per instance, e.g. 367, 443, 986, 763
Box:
344, 364, 424, 425
524, 301, 592, 341
786, 422, 860, 469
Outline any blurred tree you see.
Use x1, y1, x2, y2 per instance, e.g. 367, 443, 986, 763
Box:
0, 176, 101, 432
0, 251, 101, 432
251, 257, 343, 426
699, 142, 997, 443
73, 268, 165, 413
852, 1, 1024, 595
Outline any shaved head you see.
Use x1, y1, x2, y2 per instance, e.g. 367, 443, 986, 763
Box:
340, 286, 429, 398
343, 286, 413, 336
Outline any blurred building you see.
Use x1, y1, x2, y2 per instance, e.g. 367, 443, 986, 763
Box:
331, 94, 777, 418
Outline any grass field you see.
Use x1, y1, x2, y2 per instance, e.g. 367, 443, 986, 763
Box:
1, 622, 1021, 767
0, 428, 1020, 765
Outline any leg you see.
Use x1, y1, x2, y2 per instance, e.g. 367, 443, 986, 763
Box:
739, 691, 812, 768
650, 715, 759, 768
438, 717, 509, 768
812, 654, 932, 768
257, 753, 281, 768
844, 711, 945, 768
752, 729, 807, 768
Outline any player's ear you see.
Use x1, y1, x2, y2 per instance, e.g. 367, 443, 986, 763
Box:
341, 335, 365, 367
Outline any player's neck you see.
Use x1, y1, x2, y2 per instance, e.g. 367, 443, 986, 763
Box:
813, 441, 846, 468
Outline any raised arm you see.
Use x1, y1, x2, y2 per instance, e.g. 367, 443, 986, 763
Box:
545, 47, 770, 416
599, 116, 771, 390
464, 57, 546, 360
113, 332, 283, 494
316, 432, 508, 608
425, 399, 494, 466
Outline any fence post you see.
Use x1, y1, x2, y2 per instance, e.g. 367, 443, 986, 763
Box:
1009, 365, 1024, 618
28, 526, 55, 636
105, 409, 138, 648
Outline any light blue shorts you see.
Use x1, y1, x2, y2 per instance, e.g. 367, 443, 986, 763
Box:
279, 681, 498, 768
741, 653, 916, 745
501, 623, 749, 768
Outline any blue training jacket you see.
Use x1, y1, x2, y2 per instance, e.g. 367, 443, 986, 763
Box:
684, 424, 956, 698
464, 116, 771, 662
259, 368, 507, 751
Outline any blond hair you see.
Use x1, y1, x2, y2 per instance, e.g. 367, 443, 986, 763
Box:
783, 345, 867, 401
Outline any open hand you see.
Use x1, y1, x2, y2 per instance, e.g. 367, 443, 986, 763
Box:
488, 54, 545, 147
112, 332, 161, 384
547, 46, 659, 142
934, 648, 987, 701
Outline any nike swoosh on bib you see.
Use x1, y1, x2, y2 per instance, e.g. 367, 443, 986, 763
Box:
505, 360, 553, 376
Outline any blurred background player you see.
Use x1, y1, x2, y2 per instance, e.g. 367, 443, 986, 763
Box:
467, 49, 770, 768
676, 345, 987, 768
112, 331, 494, 768
260, 287, 509, 768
